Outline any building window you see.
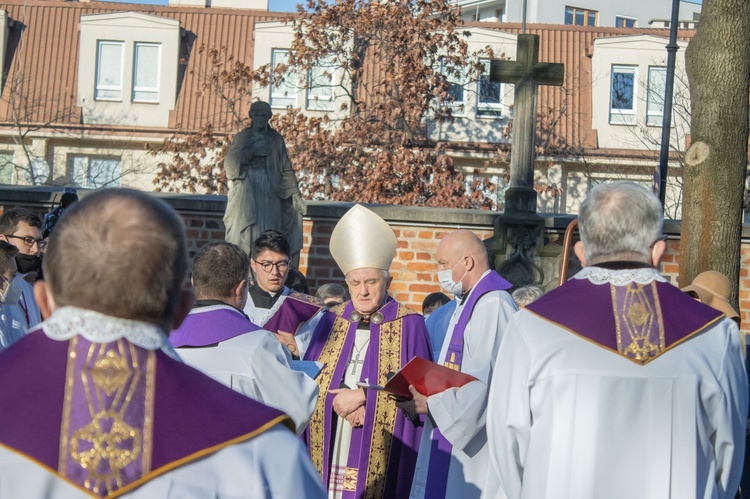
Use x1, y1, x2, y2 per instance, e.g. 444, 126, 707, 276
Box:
270, 49, 297, 109
647, 66, 667, 127
132, 42, 160, 103
615, 16, 637, 28
69, 155, 121, 188
477, 59, 502, 118
95, 41, 124, 101
609, 65, 636, 125
307, 57, 335, 111
0, 152, 13, 184
441, 61, 466, 115
565, 6, 598, 26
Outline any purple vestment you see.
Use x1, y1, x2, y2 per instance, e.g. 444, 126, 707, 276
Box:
526, 270, 724, 364
0, 328, 292, 498
303, 298, 432, 498
170, 305, 262, 347
263, 292, 324, 335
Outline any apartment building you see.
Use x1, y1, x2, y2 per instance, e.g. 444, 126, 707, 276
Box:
0, 0, 695, 215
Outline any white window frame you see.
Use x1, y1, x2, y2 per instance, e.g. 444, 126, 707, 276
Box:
615, 15, 638, 28
477, 58, 502, 118
646, 66, 667, 127
69, 155, 122, 189
609, 65, 637, 125
95, 40, 124, 101
270, 49, 298, 110
306, 57, 335, 111
132, 42, 161, 103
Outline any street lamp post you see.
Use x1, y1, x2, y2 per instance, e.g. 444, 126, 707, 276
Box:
656, 0, 681, 207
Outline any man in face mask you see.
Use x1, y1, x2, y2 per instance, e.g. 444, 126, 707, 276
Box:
0, 208, 43, 348
399, 229, 517, 499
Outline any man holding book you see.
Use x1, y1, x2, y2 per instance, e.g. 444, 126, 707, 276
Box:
399, 229, 517, 499
303, 204, 432, 498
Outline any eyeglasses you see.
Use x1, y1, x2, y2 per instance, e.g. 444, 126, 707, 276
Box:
253, 259, 290, 273
5, 234, 46, 250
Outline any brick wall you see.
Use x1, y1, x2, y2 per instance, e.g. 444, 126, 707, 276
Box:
3, 187, 750, 332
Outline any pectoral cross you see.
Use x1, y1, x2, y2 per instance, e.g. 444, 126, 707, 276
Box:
349, 353, 364, 375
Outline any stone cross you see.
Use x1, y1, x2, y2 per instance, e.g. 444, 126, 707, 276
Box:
490, 34, 564, 213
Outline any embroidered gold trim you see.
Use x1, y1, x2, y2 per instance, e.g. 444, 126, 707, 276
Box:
613, 282, 666, 364
343, 467, 359, 491
364, 319, 402, 499
308, 313, 351, 473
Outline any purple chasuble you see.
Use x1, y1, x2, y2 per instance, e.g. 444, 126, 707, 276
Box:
425, 270, 512, 499
525, 272, 724, 364
0, 329, 292, 498
263, 292, 324, 335
170, 305, 262, 347
303, 297, 432, 499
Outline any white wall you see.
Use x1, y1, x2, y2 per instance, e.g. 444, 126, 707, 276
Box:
77, 12, 181, 128
591, 35, 690, 152
460, 0, 701, 27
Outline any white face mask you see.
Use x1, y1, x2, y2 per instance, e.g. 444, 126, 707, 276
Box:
0, 278, 22, 305
438, 257, 467, 296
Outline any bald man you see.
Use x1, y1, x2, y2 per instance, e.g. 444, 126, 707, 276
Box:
0, 189, 324, 498
399, 229, 517, 499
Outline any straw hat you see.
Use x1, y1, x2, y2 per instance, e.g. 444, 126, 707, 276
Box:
329, 204, 397, 276
681, 271, 739, 321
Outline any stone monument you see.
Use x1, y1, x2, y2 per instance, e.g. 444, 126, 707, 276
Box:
485, 34, 564, 287
223, 101, 306, 270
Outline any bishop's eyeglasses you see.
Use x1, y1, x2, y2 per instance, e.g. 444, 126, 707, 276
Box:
253, 259, 290, 273
4, 234, 47, 250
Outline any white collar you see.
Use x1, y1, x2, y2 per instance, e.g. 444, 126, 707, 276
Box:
572, 266, 667, 286
35, 306, 181, 360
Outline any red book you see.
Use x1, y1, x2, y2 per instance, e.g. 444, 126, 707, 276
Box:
358, 357, 478, 400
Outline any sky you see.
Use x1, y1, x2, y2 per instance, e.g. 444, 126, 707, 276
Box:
98, 0, 302, 11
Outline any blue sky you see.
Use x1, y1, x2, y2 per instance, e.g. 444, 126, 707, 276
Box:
97, 0, 302, 11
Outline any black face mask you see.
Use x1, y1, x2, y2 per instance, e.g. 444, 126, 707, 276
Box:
15, 253, 41, 274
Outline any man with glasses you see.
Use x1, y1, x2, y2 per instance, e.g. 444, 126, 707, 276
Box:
0, 208, 43, 348
244, 230, 325, 358
485, 182, 748, 499
302, 204, 432, 498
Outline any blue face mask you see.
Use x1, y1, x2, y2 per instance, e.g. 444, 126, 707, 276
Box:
437, 257, 467, 296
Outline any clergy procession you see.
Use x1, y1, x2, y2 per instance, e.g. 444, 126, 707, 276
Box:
0, 181, 745, 499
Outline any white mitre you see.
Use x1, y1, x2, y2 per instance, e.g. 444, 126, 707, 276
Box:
330, 204, 397, 275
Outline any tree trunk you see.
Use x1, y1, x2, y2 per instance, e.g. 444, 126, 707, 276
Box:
680, 0, 750, 308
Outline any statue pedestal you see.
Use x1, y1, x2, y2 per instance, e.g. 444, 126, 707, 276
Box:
486, 188, 544, 288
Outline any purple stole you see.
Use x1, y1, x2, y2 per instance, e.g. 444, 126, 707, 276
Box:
263, 292, 324, 335
425, 271, 512, 499
303, 298, 432, 498
525, 273, 724, 364
0, 329, 292, 498
170, 305, 261, 347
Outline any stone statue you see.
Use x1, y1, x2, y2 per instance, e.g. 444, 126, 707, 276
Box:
223, 101, 306, 268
